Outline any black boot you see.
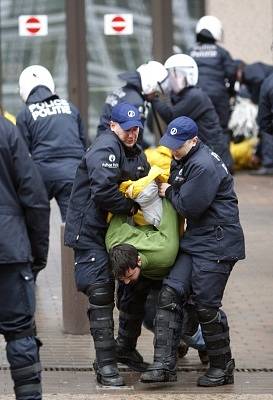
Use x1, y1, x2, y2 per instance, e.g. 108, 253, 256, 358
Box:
93, 360, 124, 386
87, 283, 124, 386
140, 286, 183, 383
198, 358, 235, 386
116, 280, 151, 372
116, 336, 149, 372
197, 307, 234, 387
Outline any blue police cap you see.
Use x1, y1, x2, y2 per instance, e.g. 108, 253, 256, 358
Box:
111, 102, 143, 130
159, 116, 198, 149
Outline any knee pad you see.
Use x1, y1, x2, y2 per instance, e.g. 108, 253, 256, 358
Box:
197, 307, 229, 338
196, 306, 220, 324
4, 325, 35, 343
7, 336, 42, 396
86, 282, 114, 306
158, 285, 182, 313
11, 361, 42, 383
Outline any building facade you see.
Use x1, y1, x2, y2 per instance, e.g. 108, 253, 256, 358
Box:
1, 0, 272, 140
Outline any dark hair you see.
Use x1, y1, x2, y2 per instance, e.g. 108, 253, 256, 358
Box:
196, 31, 215, 43
109, 243, 138, 279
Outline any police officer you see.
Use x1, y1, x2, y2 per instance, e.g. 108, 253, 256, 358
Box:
64, 102, 150, 386
16, 65, 86, 222
97, 61, 169, 146
0, 116, 49, 399
140, 116, 245, 386
151, 54, 233, 171
241, 62, 273, 105
190, 15, 238, 132
249, 69, 273, 175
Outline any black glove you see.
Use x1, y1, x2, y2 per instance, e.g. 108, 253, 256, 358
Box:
32, 260, 47, 282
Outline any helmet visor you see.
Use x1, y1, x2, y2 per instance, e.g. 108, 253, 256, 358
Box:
158, 74, 170, 95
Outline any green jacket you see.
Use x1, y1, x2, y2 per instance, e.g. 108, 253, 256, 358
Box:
106, 199, 179, 279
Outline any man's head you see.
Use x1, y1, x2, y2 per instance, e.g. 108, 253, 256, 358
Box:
160, 116, 198, 160
109, 243, 141, 284
110, 103, 143, 148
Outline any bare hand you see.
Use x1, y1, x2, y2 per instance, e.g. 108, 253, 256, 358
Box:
158, 182, 171, 197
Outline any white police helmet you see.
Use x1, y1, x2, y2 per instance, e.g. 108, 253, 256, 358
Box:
137, 61, 169, 95
19, 65, 55, 102
164, 54, 199, 92
196, 15, 223, 42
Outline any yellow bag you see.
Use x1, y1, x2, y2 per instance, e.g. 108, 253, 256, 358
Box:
230, 138, 258, 170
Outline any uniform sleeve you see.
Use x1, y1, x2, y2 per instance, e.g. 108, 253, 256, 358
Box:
10, 127, 50, 267
152, 94, 201, 124
86, 143, 137, 215
166, 164, 220, 219
16, 109, 32, 152
257, 80, 273, 134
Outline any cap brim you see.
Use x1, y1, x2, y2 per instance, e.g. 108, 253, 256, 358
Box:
119, 120, 143, 130
159, 134, 186, 150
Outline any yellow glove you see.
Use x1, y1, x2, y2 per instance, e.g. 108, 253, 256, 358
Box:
119, 165, 167, 199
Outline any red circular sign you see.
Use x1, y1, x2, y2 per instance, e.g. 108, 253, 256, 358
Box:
112, 16, 126, 32
26, 16, 41, 34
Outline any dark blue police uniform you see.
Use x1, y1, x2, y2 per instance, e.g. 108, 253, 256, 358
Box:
141, 117, 245, 386
243, 62, 273, 105
64, 105, 150, 385
0, 117, 49, 399
256, 73, 273, 169
16, 86, 86, 221
164, 141, 245, 295
152, 86, 233, 171
190, 41, 237, 131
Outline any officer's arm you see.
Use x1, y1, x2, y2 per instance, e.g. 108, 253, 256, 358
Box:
86, 145, 138, 215
10, 126, 50, 269
166, 165, 219, 219
16, 109, 32, 151
222, 48, 238, 82
152, 95, 200, 124
151, 97, 174, 123
257, 81, 273, 135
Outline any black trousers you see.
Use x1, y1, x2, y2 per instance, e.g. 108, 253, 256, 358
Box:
164, 252, 234, 308
0, 263, 41, 399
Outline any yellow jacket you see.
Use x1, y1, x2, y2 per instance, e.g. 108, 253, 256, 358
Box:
145, 145, 172, 178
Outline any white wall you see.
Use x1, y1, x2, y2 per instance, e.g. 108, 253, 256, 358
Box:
206, 0, 273, 64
